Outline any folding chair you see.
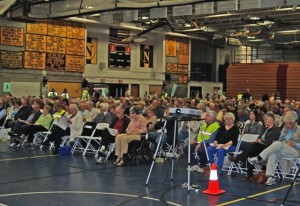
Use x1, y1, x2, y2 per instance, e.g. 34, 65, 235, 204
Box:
71, 122, 97, 154
82, 123, 109, 156
33, 120, 54, 146
105, 143, 116, 161
0, 115, 10, 141
276, 158, 300, 180
102, 128, 118, 161
227, 133, 259, 175
72, 122, 108, 157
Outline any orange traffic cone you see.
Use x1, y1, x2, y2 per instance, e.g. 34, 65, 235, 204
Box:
203, 163, 225, 195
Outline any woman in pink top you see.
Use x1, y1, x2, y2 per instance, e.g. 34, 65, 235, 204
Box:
114, 106, 148, 166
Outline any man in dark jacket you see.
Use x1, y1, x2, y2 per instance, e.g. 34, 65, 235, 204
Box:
96, 105, 130, 164
8, 98, 32, 132
9, 101, 42, 147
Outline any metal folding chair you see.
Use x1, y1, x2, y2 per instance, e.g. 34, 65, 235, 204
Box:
227, 133, 259, 175
0, 115, 10, 141
72, 122, 109, 157
276, 158, 300, 180
33, 120, 54, 146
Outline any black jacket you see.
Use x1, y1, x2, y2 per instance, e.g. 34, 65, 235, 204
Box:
31, 111, 42, 124
259, 126, 281, 146
14, 106, 32, 121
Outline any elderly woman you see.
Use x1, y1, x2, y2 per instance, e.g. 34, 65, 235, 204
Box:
248, 112, 300, 186
145, 106, 158, 132
207, 112, 239, 171
42, 104, 83, 154
25, 105, 53, 149
114, 106, 148, 166
93, 102, 113, 125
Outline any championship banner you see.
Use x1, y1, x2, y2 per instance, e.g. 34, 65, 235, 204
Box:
86, 37, 97, 64
165, 37, 177, 57
179, 38, 189, 64
140, 44, 153, 68
178, 74, 188, 84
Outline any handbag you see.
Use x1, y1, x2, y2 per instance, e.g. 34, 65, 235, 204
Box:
253, 171, 268, 183
58, 145, 72, 155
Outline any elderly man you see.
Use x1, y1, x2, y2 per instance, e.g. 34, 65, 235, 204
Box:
187, 110, 219, 172
248, 113, 300, 186
152, 99, 164, 119
83, 100, 100, 122
229, 112, 281, 180
96, 105, 130, 164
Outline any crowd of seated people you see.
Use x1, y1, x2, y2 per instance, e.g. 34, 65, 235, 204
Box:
1, 90, 300, 185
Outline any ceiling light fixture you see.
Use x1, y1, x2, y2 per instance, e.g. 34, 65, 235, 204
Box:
276, 6, 300, 11
249, 17, 260, 20
66, 17, 100, 24
276, 29, 299, 34
203, 13, 233, 18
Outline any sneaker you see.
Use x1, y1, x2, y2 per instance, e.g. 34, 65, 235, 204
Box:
9, 143, 16, 147
187, 165, 200, 171
248, 157, 260, 165
265, 176, 276, 186
40, 145, 47, 149
96, 157, 106, 164
197, 168, 204, 173
98, 146, 107, 156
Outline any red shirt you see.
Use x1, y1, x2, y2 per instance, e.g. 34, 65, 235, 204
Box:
114, 118, 124, 134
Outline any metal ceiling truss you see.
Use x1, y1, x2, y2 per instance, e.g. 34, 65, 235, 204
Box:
2, 0, 300, 47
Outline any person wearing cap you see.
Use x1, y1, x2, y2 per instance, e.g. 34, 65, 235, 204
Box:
228, 112, 281, 180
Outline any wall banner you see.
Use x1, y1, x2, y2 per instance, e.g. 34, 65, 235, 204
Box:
140, 44, 153, 68
86, 37, 97, 64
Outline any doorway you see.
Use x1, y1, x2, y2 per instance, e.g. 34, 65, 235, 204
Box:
108, 84, 128, 98
131, 84, 139, 97
190, 86, 202, 99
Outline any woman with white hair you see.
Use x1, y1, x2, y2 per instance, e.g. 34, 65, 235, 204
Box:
248, 113, 300, 186
207, 112, 239, 172
92, 102, 113, 125
42, 104, 83, 154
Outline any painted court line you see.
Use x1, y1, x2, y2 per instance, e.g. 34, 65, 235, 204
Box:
0, 191, 182, 206
217, 182, 300, 206
0, 154, 57, 162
